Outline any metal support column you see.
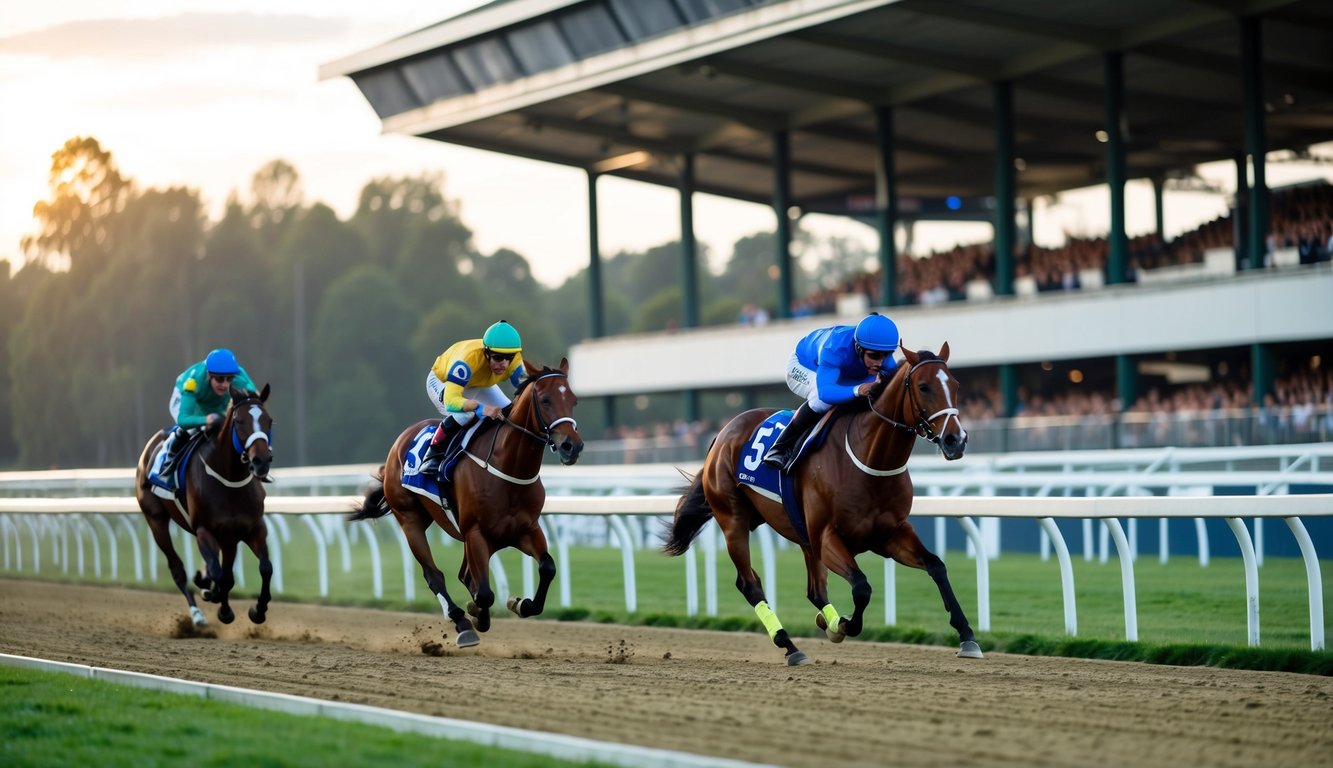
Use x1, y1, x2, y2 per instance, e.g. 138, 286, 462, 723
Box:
1105, 52, 1128, 285
1241, 16, 1268, 270
679, 154, 699, 329
1251, 343, 1275, 406
773, 131, 794, 318
993, 81, 1016, 296
587, 170, 605, 340
875, 106, 898, 307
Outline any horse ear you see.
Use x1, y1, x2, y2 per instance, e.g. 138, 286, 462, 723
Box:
523, 358, 539, 376
900, 341, 919, 366
558, 356, 569, 374
939, 341, 950, 361
260, 383, 271, 401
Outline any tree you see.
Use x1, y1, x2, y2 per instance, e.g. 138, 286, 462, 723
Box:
22, 137, 133, 276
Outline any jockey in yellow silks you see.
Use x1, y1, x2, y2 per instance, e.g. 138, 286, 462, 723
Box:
419, 320, 524, 475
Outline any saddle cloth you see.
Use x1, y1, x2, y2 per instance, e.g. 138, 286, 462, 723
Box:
399, 419, 485, 509
735, 410, 834, 545
146, 431, 203, 500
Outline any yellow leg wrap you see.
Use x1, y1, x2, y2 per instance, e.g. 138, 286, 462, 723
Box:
754, 601, 784, 641
821, 604, 841, 629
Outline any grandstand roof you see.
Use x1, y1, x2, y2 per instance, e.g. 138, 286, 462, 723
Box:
323, 0, 1333, 216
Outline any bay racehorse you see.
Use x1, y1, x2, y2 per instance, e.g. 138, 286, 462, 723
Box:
663, 343, 982, 665
351, 358, 582, 648
134, 385, 275, 627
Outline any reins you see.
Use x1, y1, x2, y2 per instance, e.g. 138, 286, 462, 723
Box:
468, 370, 578, 485
865, 358, 958, 443
203, 395, 271, 485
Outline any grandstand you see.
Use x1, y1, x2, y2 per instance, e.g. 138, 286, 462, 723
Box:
324, 0, 1333, 455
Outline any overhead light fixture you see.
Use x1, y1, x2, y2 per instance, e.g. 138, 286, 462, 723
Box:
1095, 130, 1109, 143
592, 150, 651, 174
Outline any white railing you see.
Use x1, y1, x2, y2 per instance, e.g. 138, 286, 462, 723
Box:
1, 492, 1326, 651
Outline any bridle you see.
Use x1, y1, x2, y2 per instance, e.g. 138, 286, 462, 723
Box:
865, 358, 960, 445
498, 371, 578, 453
201, 395, 272, 487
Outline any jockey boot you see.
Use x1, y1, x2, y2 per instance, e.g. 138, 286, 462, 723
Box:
421, 418, 461, 475
155, 426, 187, 488
762, 403, 821, 471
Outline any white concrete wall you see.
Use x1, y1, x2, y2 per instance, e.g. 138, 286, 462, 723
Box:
568, 268, 1333, 396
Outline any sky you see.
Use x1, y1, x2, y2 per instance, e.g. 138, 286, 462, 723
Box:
2, 2, 1331, 289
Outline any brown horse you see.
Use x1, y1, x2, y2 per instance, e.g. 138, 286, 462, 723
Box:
135, 385, 275, 627
663, 343, 982, 665
351, 358, 583, 648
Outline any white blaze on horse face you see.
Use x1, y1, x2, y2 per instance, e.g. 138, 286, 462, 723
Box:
558, 385, 567, 394
933, 368, 967, 439
243, 404, 270, 449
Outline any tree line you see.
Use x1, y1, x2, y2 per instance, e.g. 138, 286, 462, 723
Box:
0, 137, 867, 470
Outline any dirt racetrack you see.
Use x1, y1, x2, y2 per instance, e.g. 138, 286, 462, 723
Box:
2, 579, 1330, 768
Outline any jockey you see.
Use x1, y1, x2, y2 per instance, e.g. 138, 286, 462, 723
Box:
762, 312, 900, 470
420, 320, 525, 475
150, 348, 257, 492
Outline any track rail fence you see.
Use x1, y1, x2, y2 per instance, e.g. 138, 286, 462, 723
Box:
1, 493, 1327, 651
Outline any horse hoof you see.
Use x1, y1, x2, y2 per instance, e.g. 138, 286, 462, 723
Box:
248, 607, 266, 624
456, 630, 481, 648
815, 612, 846, 643
189, 607, 208, 626
786, 651, 812, 667
507, 597, 534, 617
218, 606, 235, 624
957, 640, 984, 659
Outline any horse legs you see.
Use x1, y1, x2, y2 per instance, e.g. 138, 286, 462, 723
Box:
801, 546, 848, 644
719, 520, 810, 666
244, 523, 273, 625
461, 529, 494, 633
194, 526, 234, 625
399, 514, 478, 647
211, 539, 239, 625
815, 534, 872, 640
507, 528, 555, 619
884, 527, 984, 659
144, 510, 207, 626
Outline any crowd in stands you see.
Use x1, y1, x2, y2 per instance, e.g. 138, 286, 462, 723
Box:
584, 368, 1330, 462
779, 181, 1333, 314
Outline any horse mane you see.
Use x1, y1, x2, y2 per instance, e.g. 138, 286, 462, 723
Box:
512, 365, 561, 400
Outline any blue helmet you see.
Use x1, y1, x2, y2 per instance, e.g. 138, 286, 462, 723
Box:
204, 348, 240, 376
853, 313, 898, 352
482, 320, 522, 354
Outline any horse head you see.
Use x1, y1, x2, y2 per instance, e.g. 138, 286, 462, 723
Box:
872, 342, 968, 461
516, 357, 583, 465
225, 383, 274, 479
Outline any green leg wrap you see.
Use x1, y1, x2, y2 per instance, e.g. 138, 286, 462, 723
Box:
821, 603, 841, 629
754, 601, 784, 641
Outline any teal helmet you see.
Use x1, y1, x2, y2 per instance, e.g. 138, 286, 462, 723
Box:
205, 348, 240, 375
853, 313, 898, 352
482, 320, 522, 354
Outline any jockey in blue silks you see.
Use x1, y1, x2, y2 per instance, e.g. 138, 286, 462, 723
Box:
762, 312, 900, 470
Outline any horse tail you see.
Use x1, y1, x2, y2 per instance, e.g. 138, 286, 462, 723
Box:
348, 473, 391, 522
661, 471, 712, 556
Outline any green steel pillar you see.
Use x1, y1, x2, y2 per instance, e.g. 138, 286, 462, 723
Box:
773, 130, 794, 318
679, 154, 699, 328
993, 81, 1016, 296
999, 364, 1018, 453
603, 395, 616, 433
1151, 176, 1166, 244
1116, 355, 1139, 411
1241, 16, 1268, 270
1234, 153, 1250, 270
875, 106, 899, 307
1251, 343, 1275, 406
587, 170, 605, 339
684, 390, 700, 423
1105, 52, 1128, 285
